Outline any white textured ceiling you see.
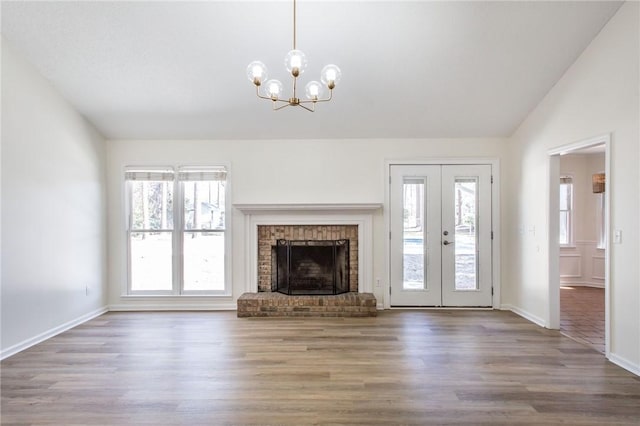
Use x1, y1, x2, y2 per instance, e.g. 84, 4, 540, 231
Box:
1, 1, 622, 140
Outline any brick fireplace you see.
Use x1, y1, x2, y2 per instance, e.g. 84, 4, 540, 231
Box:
257, 225, 358, 293
234, 203, 382, 316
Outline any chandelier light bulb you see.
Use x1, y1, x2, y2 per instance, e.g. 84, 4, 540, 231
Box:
326, 69, 336, 81
247, 61, 268, 85
285, 49, 308, 77
321, 64, 342, 89
305, 81, 324, 100
265, 79, 283, 100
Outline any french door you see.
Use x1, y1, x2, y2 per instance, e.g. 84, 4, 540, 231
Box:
390, 164, 493, 307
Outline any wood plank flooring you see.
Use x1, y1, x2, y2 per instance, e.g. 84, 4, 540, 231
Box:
2, 310, 639, 425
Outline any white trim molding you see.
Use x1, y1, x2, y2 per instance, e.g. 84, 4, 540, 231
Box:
234, 203, 382, 214
559, 253, 582, 279
501, 304, 546, 328
234, 203, 382, 295
1, 306, 108, 360
608, 353, 640, 377
109, 302, 236, 311
591, 255, 605, 281
559, 240, 605, 287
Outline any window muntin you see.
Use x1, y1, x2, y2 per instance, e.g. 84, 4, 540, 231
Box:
125, 167, 229, 295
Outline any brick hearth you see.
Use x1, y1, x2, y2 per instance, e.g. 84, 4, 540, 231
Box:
237, 292, 377, 317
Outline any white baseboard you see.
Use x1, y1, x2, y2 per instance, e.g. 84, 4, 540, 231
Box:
1, 306, 108, 361
608, 353, 640, 377
501, 304, 546, 328
108, 303, 237, 311
1, 304, 240, 359
560, 281, 605, 289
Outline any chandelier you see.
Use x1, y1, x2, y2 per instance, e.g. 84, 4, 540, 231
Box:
246, 0, 341, 112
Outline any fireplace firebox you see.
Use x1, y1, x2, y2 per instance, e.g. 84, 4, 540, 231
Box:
274, 239, 350, 295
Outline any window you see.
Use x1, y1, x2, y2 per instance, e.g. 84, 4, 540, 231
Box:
559, 176, 573, 246
597, 193, 606, 249
126, 166, 229, 295
126, 169, 174, 292
180, 168, 227, 292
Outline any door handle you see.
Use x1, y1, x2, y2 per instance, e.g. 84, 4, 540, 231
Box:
443, 240, 454, 246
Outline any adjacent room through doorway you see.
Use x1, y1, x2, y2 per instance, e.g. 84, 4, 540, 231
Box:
557, 144, 607, 353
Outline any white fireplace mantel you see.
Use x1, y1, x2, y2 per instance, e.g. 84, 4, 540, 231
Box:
235, 203, 382, 296
234, 203, 383, 214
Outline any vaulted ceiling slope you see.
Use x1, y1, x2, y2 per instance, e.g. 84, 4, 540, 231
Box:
1, 1, 623, 140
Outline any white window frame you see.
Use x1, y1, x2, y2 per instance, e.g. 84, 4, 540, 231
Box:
559, 175, 574, 247
177, 166, 230, 295
125, 165, 232, 296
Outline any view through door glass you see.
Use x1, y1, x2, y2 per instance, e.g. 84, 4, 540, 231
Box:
454, 177, 478, 291
403, 178, 426, 291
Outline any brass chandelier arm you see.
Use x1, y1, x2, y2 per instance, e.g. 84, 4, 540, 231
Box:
273, 103, 293, 111
255, 86, 272, 101
256, 82, 333, 113
255, 85, 289, 103
298, 104, 315, 112
298, 90, 333, 104
274, 102, 314, 112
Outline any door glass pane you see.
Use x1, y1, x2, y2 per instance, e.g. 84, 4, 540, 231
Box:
403, 178, 426, 290
454, 178, 478, 290
130, 231, 173, 291
184, 232, 225, 291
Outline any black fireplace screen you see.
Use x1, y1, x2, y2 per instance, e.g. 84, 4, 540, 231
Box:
275, 239, 350, 295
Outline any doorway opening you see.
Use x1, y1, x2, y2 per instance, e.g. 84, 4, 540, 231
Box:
548, 135, 609, 355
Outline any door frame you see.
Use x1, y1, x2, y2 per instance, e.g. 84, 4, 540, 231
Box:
384, 158, 501, 309
547, 134, 610, 357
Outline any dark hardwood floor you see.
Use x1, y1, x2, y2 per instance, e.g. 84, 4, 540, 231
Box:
2, 310, 639, 425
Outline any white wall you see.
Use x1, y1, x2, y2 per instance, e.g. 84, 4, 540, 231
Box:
507, 2, 639, 372
106, 138, 507, 309
1, 39, 108, 357
559, 153, 605, 287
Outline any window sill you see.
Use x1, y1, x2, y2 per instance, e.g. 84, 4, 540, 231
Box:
121, 294, 232, 299
560, 245, 576, 249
